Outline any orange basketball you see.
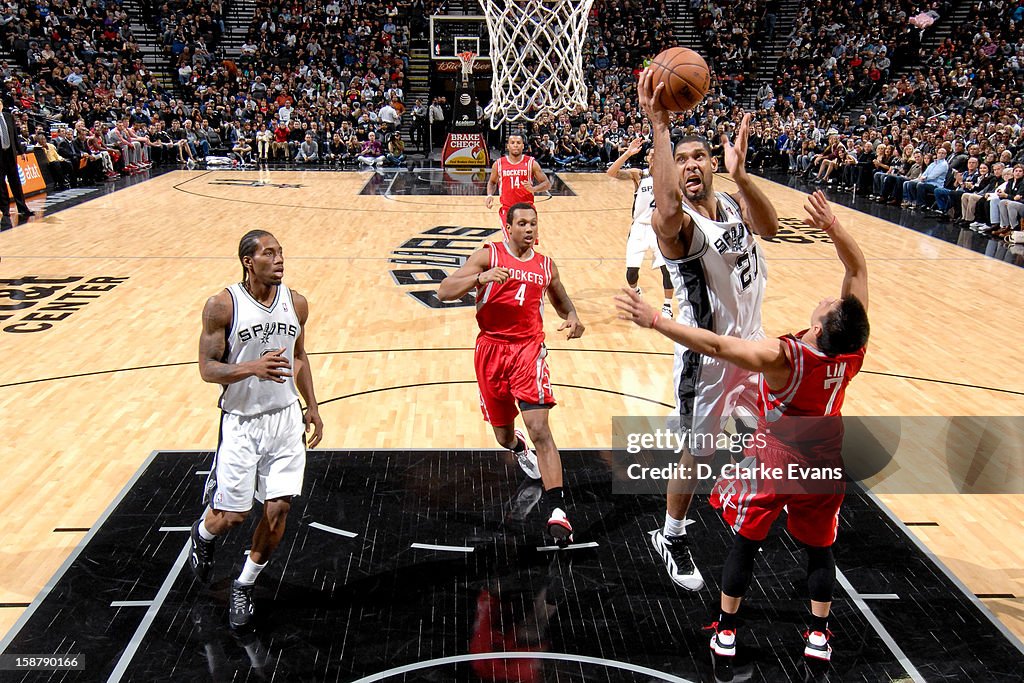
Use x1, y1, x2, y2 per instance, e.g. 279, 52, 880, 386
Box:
648, 47, 711, 112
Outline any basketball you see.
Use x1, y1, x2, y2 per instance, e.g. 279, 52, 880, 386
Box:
648, 47, 711, 112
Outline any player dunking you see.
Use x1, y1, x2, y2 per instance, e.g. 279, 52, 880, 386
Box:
486, 134, 551, 239
638, 69, 779, 591
606, 136, 674, 318
190, 230, 323, 629
617, 190, 869, 663
438, 203, 585, 542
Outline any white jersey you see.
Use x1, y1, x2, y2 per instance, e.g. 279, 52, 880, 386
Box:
662, 191, 767, 339
219, 282, 301, 416
632, 171, 655, 225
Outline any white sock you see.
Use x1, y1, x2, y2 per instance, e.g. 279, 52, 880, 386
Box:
237, 556, 267, 585
664, 512, 686, 537
197, 519, 217, 541
663, 298, 672, 307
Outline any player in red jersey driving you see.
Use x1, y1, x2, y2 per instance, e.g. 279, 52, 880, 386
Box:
486, 134, 551, 240
439, 202, 584, 543
617, 190, 869, 664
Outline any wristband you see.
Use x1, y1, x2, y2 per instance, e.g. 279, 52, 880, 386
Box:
475, 273, 482, 286
827, 215, 837, 230
651, 310, 661, 329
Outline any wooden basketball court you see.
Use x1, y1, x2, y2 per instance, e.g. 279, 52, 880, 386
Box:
1, 168, 1022, 658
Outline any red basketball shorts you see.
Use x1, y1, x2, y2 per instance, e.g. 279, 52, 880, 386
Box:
474, 335, 555, 426
710, 458, 845, 548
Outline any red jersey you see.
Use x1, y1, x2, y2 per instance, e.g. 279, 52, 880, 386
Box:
755, 332, 866, 465
497, 155, 536, 208
475, 241, 551, 342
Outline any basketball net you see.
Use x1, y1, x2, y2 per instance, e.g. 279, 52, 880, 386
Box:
479, 0, 594, 127
457, 50, 477, 87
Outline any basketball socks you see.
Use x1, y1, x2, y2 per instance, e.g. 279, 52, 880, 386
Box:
810, 614, 829, 634
663, 297, 672, 308
719, 610, 738, 632
663, 512, 686, 537
237, 557, 267, 586
197, 519, 217, 541
542, 486, 565, 518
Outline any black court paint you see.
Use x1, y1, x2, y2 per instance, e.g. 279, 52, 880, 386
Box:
1, 450, 1020, 682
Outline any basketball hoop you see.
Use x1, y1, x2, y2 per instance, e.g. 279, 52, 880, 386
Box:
457, 50, 477, 87
479, 0, 594, 127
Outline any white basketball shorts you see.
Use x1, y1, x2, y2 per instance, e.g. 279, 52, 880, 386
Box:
206, 401, 306, 512
626, 221, 666, 269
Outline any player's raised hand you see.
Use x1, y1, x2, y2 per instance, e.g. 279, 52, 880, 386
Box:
637, 68, 670, 129
558, 314, 585, 340
626, 136, 644, 156
304, 404, 323, 448
615, 287, 659, 328
251, 347, 291, 382
802, 190, 837, 232
478, 267, 511, 284
722, 112, 752, 177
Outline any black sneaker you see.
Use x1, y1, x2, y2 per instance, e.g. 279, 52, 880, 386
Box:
189, 520, 215, 584
651, 530, 704, 590
229, 580, 255, 630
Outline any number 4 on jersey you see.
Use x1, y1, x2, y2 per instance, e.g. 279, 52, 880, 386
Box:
514, 283, 527, 306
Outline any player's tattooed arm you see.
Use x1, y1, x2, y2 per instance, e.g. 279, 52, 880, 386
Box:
438, 247, 509, 301
198, 289, 291, 385
547, 260, 585, 339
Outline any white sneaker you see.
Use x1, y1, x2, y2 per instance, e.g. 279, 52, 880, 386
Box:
661, 303, 673, 317
512, 428, 541, 480
709, 626, 737, 657
634, 286, 642, 296
803, 629, 832, 661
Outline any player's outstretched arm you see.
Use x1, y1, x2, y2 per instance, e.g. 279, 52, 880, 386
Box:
637, 68, 690, 249
725, 112, 778, 238
291, 291, 323, 448
616, 287, 787, 374
606, 137, 643, 184
198, 290, 292, 384
803, 190, 868, 310
547, 260, 584, 339
437, 247, 510, 301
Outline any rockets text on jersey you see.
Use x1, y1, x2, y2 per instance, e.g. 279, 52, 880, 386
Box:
475, 241, 551, 342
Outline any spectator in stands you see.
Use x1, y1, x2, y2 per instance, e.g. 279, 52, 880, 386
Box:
385, 133, 405, 166
295, 132, 319, 164
961, 163, 998, 226
36, 132, 73, 190
357, 131, 385, 166
903, 146, 949, 209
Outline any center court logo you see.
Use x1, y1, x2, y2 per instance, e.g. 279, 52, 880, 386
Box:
762, 217, 833, 244
389, 225, 501, 308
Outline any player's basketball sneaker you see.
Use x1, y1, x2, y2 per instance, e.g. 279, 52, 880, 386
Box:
651, 530, 704, 591
803, 629, 833, 661
661, 302, 673, 317
546, 507, 574, 544
189, 520, 215, 584
513, 428, 542, 480
229, 580, 255, 629
706, 622, 737, 657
